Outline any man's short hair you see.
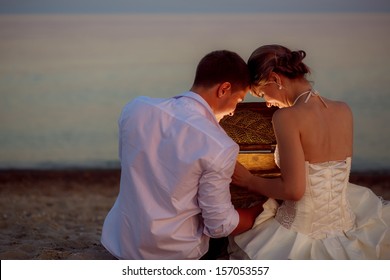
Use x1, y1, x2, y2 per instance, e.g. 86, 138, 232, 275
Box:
193, 50, 250, 91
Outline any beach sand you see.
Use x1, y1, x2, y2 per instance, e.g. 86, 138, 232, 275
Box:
0, 169, 389, 260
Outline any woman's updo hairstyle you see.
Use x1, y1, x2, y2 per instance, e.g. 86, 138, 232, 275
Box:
248, 44, 310, 92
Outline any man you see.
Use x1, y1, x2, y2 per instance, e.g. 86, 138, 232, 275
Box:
101, 50, 263, 259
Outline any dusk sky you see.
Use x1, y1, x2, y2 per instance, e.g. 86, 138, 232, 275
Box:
1, 0, 389, 14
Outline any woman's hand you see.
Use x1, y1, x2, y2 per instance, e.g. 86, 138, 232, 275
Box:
231, 161, 253, 189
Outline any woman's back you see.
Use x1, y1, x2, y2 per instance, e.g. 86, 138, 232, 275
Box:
292, 94, 353, 164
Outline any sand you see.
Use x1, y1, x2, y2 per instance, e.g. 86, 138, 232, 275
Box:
0, 169, 389, 260
0, 169, 119, 260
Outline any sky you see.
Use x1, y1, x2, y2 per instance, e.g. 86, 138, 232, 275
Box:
0, 0, 389, 14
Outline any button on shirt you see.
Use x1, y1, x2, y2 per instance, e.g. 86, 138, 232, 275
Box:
101, 91, 239, 259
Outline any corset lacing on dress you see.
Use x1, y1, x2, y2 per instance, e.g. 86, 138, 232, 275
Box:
274, 158, 356, 239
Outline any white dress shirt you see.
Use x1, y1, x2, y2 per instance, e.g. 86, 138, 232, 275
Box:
101, 91, 239, 259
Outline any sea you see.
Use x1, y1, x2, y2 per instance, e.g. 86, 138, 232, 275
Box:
0, 13, 389, 171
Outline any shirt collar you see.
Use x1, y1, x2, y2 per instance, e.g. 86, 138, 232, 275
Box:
174, 91, 219, 125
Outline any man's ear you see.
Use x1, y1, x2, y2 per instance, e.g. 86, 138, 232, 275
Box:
217, 82, 231, 98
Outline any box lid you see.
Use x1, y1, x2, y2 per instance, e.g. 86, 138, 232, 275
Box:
220, 102, 278, 153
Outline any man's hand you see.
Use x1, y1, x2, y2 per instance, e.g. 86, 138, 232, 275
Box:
230, 203, 264, 235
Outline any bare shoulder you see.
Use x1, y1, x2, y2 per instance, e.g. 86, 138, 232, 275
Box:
272, 107, 295, 124
271, 107, 301, 132
328, 100, 353, 119
332, 99, 351, 109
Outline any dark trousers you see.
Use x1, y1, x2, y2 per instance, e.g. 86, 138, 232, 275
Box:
200, 237, 229, 260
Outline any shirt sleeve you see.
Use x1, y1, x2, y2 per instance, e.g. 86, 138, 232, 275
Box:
198, 144, 240, 238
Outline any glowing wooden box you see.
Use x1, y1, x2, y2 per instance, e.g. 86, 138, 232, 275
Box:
220, 102, 280, 206
220, 102, 280, 174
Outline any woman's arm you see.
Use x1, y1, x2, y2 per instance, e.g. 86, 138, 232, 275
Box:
232, 109, 306, 201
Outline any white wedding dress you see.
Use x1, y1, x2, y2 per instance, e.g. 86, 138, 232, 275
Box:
229, 93, 390, 260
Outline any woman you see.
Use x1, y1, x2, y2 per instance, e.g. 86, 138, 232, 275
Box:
229, 44, 390, 259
